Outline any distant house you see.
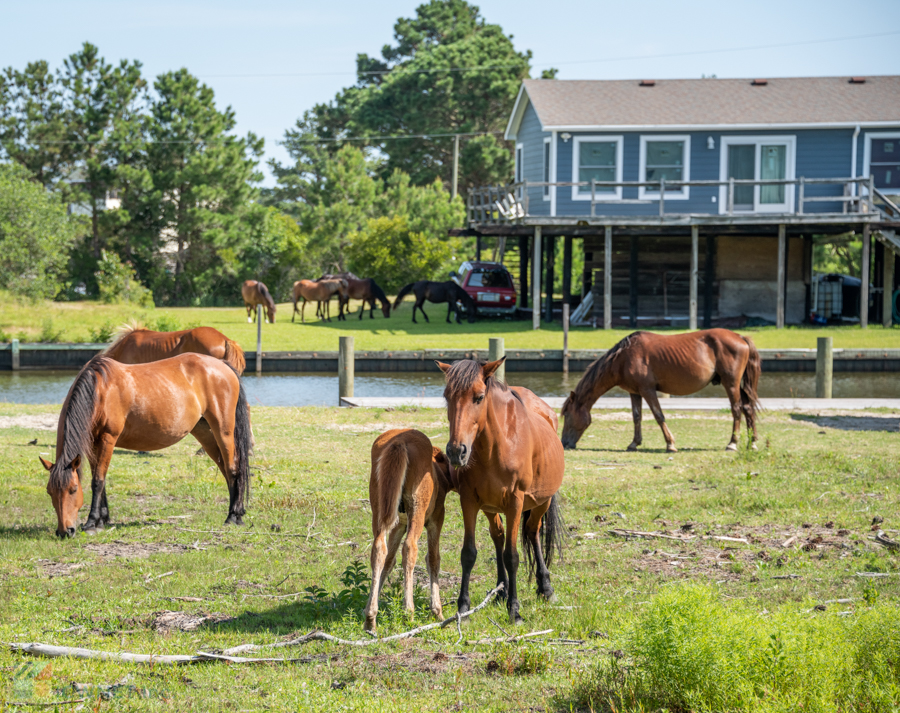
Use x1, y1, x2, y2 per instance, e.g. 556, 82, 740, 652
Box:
458, 76, 900, 328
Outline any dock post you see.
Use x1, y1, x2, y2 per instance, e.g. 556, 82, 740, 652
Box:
11, 338, 19, 371
776, 225, 786, 329
562, 304, 570, 375
690, 226, 698, 330
256, 305, 263, 374
604, 226, 612, 329
532, 226, 542, 330
816, 336, 833, 399
861, 224, 871, 328
488, 337, 505, 383
339, 336, 354, 405
884, 247, 895, 328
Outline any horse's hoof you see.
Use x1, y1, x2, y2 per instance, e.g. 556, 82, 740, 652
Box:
224, 515, 244, 526
83, 526, 99, 536
751, 442, 758, 451
626, 443, 639, 452
725, 443, 738, 452
539, 591, 557, 603
509, 612, 524, 626
667, 445, 678, 453
247, 317, 252, 323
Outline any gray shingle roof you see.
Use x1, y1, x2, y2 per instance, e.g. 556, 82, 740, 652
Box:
509, 76, 900, 136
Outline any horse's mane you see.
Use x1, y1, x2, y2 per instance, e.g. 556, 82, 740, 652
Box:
103, 320, 148, 353
442, 359, 507, 402
50, 355, 113, 488
369, 279, 388, 304
258, 282, 275, 308
572, 331, 644, 403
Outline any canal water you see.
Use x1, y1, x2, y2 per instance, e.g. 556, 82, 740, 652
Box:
2, 370, 899, 406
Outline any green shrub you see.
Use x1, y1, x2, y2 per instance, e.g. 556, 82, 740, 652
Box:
95, 250, 154, 307
37, 318, 64, 343
491, 644, 553, 676
0, 328, 10, 343
151, 314, 182, 332
88, 321, 116, 343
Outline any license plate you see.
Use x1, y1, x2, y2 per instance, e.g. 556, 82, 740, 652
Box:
479, 293, 500, 302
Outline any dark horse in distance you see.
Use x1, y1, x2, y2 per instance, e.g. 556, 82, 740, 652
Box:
320, 273, 391, 319
560, 329, 761, 453
393, 280, 477, 324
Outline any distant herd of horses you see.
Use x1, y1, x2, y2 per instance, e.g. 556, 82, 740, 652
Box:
40, 324, 759, 626
240, 274, 478, 325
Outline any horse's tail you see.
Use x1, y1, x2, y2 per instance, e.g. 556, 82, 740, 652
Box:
740, 335, 762, 414
521, 493, 565, 575
231, 370, 252, 515
223, 337, 246, 376
372, 439, 409, 534
393, 282, 415, 310
370, 279, 390, 313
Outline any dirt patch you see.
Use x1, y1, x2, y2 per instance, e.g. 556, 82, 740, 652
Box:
0, 414, 58, 431
366, 647, 481, 675
38, 560, 86, 578
84, 541, 193, 559
150, 610, 235, 633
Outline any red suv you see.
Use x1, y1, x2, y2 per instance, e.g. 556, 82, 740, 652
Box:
454, 261, 518, 316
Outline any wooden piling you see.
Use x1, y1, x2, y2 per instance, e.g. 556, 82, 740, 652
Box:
339, 336, 354, 404
604, 226, 612, 330
884, 247, 895, 328
816, 336, 833, 399
11, 339, 19, 371
861, 224, 871, 329
256, 305, 262, 374
532, 226, 542, 330
488, 337, 505, 383
690, 225, 698, 330
562, 304, 570, 375
776, 225, 786, 329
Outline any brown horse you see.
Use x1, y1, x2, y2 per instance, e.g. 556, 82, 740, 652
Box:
321, 275, 390, 320
291, 279, 347, 323
560, 329, 761, 453
242, 280, 276, 323
363, 429, 453, 632
438, 358, 565, 624
104, 324, 246, 375
39, 353, 251, 538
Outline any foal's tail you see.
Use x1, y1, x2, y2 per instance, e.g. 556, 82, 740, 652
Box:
740, 335, 762, 415
393, 282, 415, 310
521, 493, 565, 574
223, 337, 246, 376
232, 372, 252, 513
373, 440, 409, 534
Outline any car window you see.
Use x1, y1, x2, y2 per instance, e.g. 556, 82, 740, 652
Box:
480, 270, 511, 288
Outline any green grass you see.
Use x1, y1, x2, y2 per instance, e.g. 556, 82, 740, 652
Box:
2, 293, 900, 352
1, 401, 898, 710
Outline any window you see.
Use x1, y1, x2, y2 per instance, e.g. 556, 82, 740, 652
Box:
514, 143, 523, 183
639, 136, 690, 199
571, 136, 623, 201
866, 134, 900, 191
718, 136, 795, 213
542, 137, 551, 199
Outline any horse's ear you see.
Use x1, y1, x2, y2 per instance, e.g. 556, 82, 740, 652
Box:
434, 361, 452, 374
69, 455, 81, 471
482, 357, 506, 379
39, 457, 53, 471
570, 390, 576, 399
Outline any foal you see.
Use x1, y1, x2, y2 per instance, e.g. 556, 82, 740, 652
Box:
364, 429, 453, 632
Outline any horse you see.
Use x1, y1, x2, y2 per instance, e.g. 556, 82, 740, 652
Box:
560, 329, 761, 453
39, 353, 251, 538
321, 274, 391, 319
104, 324, 246, 375
393, 280, 477, 324
291, 279, 347, 323
363, 428, 453, 632
437, 358, 565, 624
242, 280, 276, 324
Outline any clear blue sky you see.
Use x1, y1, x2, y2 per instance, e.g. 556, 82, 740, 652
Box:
3, 0, 900, 185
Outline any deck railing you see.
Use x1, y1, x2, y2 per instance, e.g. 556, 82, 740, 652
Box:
467, 175, 882, 225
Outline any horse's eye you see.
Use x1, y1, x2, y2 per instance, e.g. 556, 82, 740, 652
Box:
474, 394, 485, 404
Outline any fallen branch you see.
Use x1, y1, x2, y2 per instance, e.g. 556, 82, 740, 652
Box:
222, 584, 504, 655
608, 529, 694, 542
855, 572, 897, 578
781, 535, 799, 548
5, 700, 86, 708
702, 535, 750, 544
145, 571, 174, 583
466, 629, 553, 645
772, 574, 801, 580
874, 530, 900, 550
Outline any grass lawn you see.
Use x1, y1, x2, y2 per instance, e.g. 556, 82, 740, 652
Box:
2, 293, 900, 352
1, 401, 898, 711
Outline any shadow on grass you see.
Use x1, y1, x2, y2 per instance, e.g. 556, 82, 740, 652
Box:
790, 413, 899, 432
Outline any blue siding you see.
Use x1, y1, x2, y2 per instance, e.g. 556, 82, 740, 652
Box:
531, 126, 895, 218
516, 101, 550, 216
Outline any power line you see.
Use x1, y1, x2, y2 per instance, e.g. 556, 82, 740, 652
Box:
196, 30, 900, 79
11, 130, 501, 145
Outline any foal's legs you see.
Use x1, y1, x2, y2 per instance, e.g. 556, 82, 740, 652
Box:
425, 502, 446, 620
627, 393, 643, 451
522, 499, 554, 601
84, 433, 116, 531
487, 513, 509, 602
642, 389, 677, 452
365, 517, 405, 632
401, 504, 428, 616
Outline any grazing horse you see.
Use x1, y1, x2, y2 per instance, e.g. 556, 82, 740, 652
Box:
560, 329, 761, 453
393, 280, 477, 324
104, 324, 246, 375
39, 353, 251, 538
321, 274, 391, 319
291, 279, 347, 323
437, 358, 565, 624
242, 280, 276, 323
363, 429, 453, 632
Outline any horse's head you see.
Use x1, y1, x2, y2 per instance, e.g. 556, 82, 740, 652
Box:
560, 391, 590, 449
431, 447, 456, 492
381, 300, 391, 318
436, 357, 505, 469
40, 455, 84, 538
266, 303, 276, 324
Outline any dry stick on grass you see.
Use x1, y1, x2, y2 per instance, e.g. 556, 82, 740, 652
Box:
466, 629, 553, 646
222, 585, 505, 656
874, 530, 900, 550
5, 699, 87, 708
607, 529, 694, 542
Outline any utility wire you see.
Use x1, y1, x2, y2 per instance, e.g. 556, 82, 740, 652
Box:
17, 130, 501, 145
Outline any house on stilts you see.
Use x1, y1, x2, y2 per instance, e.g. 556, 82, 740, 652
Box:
454, 75, 900, 329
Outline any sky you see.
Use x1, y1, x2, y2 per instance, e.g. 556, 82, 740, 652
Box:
3, 0, 900, 185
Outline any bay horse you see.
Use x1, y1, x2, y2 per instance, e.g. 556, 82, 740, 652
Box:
104, 324, 245, 375
438, 358, 565, 624
291, 279, 347, 323
560, 329, 761, 453
393, 280, 477, 324
39, 353, 251, 538
242, 280, 276, 323
321, 274, 391, 319
363, 428, 453, 632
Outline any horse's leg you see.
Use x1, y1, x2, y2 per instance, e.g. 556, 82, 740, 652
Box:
402, 504, 427, 617
627, 393, 643, 451
301, 298, 307, 323
456, 495, 480, 615
742, 393, 759, 450
369, 298, 375, 319
359, 300, 365, 320
380, 517, 406, 592
291, 299, 298, 323
198, 410, 244, 525
84, 434, 116, 531
246, 303, 253, 323
425, 501, 445, 621
522, 500, 555, 601
365, 525, 390, 632
503, 496, 525, 625
446, 301, 453, 324
642, 389, 677, 453
487, 513, 509, 603
418, 300, 429, 323
721, 377, 743, 452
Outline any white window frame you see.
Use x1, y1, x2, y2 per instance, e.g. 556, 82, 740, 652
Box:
514, 142, 524, 183
571, 135, 623, 202
638, 135, 690, 200
718, 135, 796, 214
542, 136, 551, 201
862, 131, 900, 193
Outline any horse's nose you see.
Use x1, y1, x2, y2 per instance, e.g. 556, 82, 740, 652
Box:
57, 526, 76, 539
446, 443, 467, 467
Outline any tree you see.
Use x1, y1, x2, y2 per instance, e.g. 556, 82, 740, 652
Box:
346, 215, 451, 293
0, 163, 79, 299
241, 207, 308, 301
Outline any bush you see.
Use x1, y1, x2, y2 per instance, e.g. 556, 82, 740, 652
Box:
150, 314, 182, 332
89, 321, 116, 343
95, 250, 155, 307
37, 319, 64, 343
